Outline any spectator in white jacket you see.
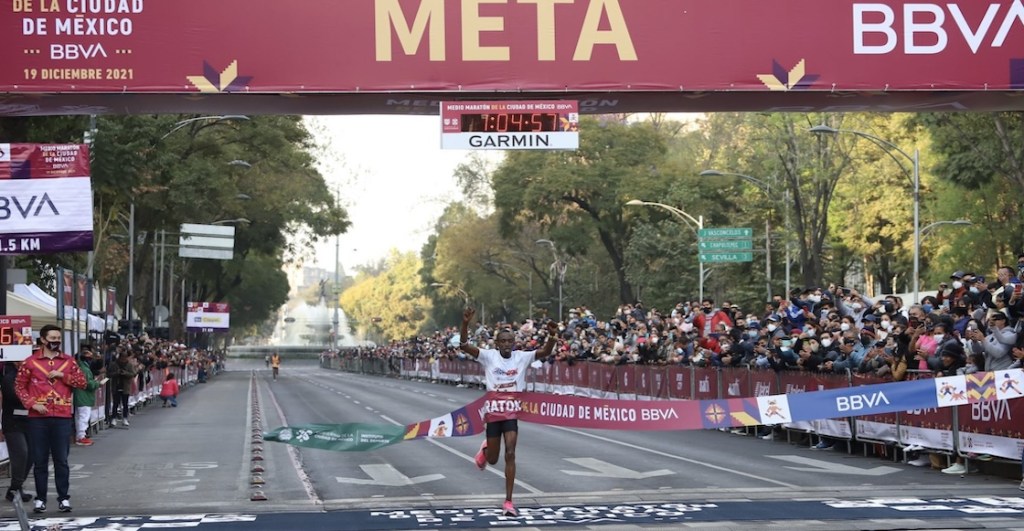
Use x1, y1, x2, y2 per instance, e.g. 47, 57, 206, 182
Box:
967, 311, 1017, 371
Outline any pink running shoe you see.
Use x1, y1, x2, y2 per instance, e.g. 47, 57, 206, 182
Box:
474, 440, 487, 470
502, 500, 517, 517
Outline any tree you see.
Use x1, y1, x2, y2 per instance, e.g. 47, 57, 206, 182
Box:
491, 118, 675, 304
340, 251, 430, 341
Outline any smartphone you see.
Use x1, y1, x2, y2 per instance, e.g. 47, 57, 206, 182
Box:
841, 287, 852, 296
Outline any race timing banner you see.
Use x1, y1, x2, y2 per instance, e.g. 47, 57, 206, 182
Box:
265, 368, 1024, 452
0, 144, 93, 254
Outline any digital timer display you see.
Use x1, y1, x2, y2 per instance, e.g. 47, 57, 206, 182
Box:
461, 113, 562, 133
0, 326, 18, 346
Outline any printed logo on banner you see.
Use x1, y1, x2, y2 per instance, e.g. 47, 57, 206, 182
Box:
966, 372, 997, 401
701, 401, 730, 429
453, 411, 471, 436
996, 369, 1024, 400
186, 60, 252, 93
935, 375, 969, 407
757, 395, 792, 424
0, 144, 9, 162
429, 414, 452, 438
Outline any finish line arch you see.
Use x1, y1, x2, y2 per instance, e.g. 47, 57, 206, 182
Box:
4, 0, 1024, 116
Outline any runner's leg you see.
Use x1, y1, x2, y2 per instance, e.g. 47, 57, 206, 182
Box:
502, 427, 518, 502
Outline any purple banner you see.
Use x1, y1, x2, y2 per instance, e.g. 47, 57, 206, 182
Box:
0, 231, 93, 255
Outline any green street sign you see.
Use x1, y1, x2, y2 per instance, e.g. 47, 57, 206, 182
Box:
700, 252, 754, 263
698, 240, 754, 251
698, 227, 753, 239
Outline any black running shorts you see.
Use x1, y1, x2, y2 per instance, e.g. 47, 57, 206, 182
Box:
486, 419, 518, 438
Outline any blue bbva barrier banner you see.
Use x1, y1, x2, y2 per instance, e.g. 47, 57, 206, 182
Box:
266, 370, 1024, 452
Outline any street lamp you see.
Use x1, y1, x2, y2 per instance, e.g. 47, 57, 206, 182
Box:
535, 239, 567, 322
484, 260, 533, 320
625, 200, 706, 301
700, 169, 789, 302
920, 219, 971, 238
429, 282, 470, 304
809, 125, 921, 302
211, 218, 250, 226
161, 115, 250, 140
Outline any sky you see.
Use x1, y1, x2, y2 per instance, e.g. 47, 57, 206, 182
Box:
302, 115, 474, 275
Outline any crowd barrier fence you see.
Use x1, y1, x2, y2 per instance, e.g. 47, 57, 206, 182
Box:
323, 356, 1024, 467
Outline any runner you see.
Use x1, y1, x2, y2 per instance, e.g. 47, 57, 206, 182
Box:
458, 307, 558, 517
270, 352, 281, 381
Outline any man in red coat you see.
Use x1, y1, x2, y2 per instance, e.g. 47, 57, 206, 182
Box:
693, 298, 734, 352
15, 324, 86, 514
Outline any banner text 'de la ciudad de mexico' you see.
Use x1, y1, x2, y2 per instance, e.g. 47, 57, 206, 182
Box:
7, 1, 1024, 115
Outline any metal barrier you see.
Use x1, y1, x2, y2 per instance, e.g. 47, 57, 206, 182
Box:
324, 356, 1024, 468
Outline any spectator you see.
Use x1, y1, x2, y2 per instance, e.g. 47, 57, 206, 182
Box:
15, 324, 86, 513
967, 311, 1016, 370
72, 347, 102, 447
692, 298, 733, 352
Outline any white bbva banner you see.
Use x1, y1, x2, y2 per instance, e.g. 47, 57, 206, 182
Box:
0, 143, 93, 254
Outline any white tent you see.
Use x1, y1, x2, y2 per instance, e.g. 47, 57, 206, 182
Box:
12, 284, 105, 332
6, 290, 58, 329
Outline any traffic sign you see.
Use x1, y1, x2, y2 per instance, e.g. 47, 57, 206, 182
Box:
698, 240, 753, 251
698, 227, 753, 239
700, 252, 754, 263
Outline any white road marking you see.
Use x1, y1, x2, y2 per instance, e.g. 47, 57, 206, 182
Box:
335, 464, 444, 487
265, 380, 322, 504
560, 457, 673, 479
766, 455, 900, 476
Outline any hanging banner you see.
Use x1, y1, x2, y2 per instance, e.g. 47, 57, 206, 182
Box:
105, 287, 117, 318
265, 369, 1024, 452
0, 144, 93, 253
5, 1, 1024, 115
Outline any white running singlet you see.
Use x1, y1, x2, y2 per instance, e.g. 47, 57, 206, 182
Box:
476, 349, 535, 392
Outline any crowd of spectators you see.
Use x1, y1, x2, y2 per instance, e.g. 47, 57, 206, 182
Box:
82, 334, 226, 428
343, 258, 1024, 382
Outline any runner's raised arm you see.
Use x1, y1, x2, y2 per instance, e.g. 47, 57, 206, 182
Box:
459, 307, 481, 359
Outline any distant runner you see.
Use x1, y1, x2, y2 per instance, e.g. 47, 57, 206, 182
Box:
458, 307, 558, 517
271, 352, 281, 381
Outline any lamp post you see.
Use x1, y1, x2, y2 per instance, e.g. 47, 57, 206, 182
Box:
534, 239, 566, 321
161, 115, 250, 140
625, 200, 705, 301
919, 219, 972, 238
429, 282, 470, 303
700, 169, 783, 302
484, 260, 533, 320
809, 125, 920, 302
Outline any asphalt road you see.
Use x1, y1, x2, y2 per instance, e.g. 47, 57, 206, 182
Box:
1, 359, 1023, 531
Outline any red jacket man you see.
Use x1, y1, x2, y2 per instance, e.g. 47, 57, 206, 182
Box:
693, 298, 733, 352
14, 324, 85, 514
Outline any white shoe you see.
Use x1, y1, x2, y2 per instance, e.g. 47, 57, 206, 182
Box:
1019, 478, 1024, 491
907, 456, 931, 467
122, 418, 130, 427
941, 463, 967, 474
904, 444, 923, 452
760, 433, 774, 441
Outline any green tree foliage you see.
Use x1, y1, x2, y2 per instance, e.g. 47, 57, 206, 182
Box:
491, 117, 675, 304
340, 251, 430, 341
914, 112, 1024, 254
0, 115, 348, 339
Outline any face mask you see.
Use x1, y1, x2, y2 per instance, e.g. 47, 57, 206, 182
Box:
702, 307, 713, 314
952, 281, 963, 290
675, 348, 683, 355
804, 328, 816, 337
933, 334, 944, 342
922, 304, 933, 313
809, 295, 822, 303
767, 324, 777, 332
821, 338, 833, 348
840, 323, 851, 332
969, 287, 980, 294
810, 343, 820, 352
46, 341, 61, 351
881, 320, 892, 329
850, 303, 863, 311
747, 331, 759, 339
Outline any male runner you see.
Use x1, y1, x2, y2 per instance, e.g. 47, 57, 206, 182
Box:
270, 352, 281, 381
458, 307, 558, 517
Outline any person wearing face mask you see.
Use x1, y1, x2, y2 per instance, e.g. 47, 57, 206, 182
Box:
938, 271, 970, 309
692, 298, 733, 353
833, 286, 875, 325
14, 324, 86, 514
967, 311, 1017, 371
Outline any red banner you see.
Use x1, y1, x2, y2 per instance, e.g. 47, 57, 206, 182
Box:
105, 287, 116, 318
6, 1, 1024, 114
76, 274, 88, 311
693, 367, 718, 401
669, 366, 691, 400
